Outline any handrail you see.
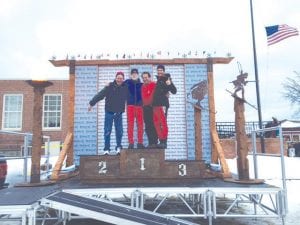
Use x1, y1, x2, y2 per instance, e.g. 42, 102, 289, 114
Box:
0, 130, 50, 139
251, 126, 287, 214
0, 130, 51, 183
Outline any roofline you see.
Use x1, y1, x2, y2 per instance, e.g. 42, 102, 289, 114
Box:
49, 57, 234, 67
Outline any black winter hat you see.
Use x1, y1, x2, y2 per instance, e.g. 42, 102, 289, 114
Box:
157, 64, 165, 71
131, 68, 139, 74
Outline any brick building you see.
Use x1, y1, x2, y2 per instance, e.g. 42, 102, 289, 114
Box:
0, 79, 70, 156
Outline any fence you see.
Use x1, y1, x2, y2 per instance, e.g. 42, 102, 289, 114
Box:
216, 121, 270, 139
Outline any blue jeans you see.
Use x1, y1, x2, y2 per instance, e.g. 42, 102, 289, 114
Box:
104, 111, 123, 150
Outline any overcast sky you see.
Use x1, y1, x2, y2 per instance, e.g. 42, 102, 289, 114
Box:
0, 0, 299, 122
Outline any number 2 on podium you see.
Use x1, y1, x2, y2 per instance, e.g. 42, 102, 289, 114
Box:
98, 161, 107, 174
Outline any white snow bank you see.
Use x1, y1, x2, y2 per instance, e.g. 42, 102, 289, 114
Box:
226, 155, 300, 180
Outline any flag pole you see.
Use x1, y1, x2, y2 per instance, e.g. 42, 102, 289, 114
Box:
250, 0, 265, 153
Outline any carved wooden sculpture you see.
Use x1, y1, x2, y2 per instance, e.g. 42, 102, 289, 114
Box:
231, 72, 248, 100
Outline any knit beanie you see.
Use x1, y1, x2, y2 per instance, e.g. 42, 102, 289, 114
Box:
115, 71, 124, 78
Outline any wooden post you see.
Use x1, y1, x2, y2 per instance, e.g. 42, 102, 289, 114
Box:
26, 80, 53, 183
234, 97, 249, 180
211, 131, 231, 177
207, 58, 218, 163
51, 132, 73, 180
194, 105, 202, 160
66, 60, 76, 167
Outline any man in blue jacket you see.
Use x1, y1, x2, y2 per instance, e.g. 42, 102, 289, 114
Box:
124, 68, 144, 149
88, 71, 127, 155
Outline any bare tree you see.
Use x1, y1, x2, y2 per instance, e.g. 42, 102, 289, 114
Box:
282, 71, 300, 115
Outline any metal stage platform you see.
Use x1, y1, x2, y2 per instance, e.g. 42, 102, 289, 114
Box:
0, 177, 286, 225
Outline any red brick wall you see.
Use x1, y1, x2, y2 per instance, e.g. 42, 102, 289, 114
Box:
220, 138, 288, 159
0, 80, 69, 155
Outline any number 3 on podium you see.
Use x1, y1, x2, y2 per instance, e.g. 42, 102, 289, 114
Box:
178, 163, 187, 176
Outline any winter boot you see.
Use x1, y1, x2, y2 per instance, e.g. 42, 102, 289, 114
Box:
137, 143, 145, 149
157, 139, 167, 149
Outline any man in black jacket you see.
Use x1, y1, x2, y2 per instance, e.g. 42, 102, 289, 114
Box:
152, 65, 177, 149
88, 71, 127, 155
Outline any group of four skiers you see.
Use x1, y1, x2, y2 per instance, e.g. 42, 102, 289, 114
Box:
88, 64, 177, 155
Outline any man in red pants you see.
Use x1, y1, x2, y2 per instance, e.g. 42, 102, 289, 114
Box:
125, 68, 144, 149
152, 65, 177, 149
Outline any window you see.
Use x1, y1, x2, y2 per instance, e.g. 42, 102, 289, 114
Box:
292, 135, 300, 142
2, 94, 23, 130
283, 135, 291, 142
43, 94, 62, 129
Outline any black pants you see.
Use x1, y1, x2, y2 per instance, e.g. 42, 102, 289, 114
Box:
143, 106, 158, 145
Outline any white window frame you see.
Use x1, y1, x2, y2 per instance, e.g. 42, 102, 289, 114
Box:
292, 134, 300, 142
42, 94, 62, 130
2, 94, 23, 130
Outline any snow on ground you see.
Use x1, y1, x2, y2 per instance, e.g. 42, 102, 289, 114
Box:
5, 155, 61, 185
227, 154, 300, 180
226, 155, 300, 225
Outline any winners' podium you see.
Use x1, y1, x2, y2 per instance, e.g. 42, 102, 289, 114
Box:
49, 57, 234, 184
80, 149, 216, 184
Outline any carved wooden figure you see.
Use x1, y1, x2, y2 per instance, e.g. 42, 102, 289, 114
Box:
231, 72, 248, 99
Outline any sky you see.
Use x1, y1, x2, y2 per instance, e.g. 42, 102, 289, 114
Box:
0, 0, 299, 122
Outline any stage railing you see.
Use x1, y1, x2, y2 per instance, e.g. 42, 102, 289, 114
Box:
0, 130, 50, 183
251, 126, 288, 216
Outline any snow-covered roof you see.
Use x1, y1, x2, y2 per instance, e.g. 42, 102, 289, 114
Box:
280, 120, 300, 128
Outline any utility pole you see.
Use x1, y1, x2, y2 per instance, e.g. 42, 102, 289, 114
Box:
250, 0, 265, 153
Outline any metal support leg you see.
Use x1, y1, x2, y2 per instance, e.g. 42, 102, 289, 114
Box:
203, 193, 207, 219
212, 192, 216, 219
197, 194, 201, 214
253, 194, 258, 215
140, 192, 144, 210
131, 190, 143, 209
22, 212, 27, 225
206, 190, 213, 225
63, 211, 68, 225
27, 208, 36, 225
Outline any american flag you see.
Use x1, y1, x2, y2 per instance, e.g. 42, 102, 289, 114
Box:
265, 24, 299, 46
